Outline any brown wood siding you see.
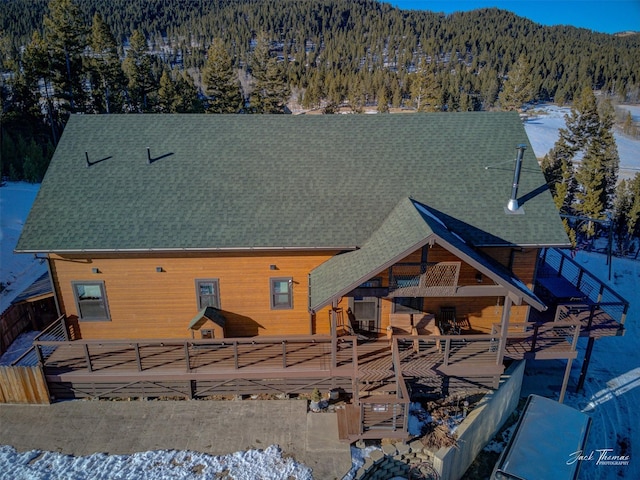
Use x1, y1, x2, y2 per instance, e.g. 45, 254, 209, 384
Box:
341, 244, 539, 333
480, 247, 539, 288
50, 251, 338, 340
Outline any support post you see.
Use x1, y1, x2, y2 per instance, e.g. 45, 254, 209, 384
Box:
331, 302, 338, 369
282, 340, 287, 369
576, 337, 595, 392
184, 342, 191, 373
84, 344, 93, 372
135, 343, 142, 371
559, 358, 574, 403
497, 296, 513, 365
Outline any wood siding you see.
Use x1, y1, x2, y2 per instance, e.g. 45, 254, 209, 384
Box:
50, 251, 338, 340
338, 245, 537, 333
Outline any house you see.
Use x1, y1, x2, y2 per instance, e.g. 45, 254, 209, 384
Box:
14, 113, 627, 438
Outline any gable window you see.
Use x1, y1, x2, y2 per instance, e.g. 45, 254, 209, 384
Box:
72, 281, 110, 321
196, 279, 220, 309
270, 277, 293, 309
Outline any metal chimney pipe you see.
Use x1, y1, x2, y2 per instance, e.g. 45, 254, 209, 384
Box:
507, 144, 527, 212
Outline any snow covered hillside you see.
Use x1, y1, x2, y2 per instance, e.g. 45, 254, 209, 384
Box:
524, 104, 640, 180
0, 182, 47, 314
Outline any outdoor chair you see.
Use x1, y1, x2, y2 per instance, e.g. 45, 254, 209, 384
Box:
437, 307, 461, 335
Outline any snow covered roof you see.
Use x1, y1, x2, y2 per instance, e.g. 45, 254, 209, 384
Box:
17, 113, 570, 253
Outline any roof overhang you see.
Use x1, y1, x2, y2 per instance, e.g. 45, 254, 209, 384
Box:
309, 199, 548, 312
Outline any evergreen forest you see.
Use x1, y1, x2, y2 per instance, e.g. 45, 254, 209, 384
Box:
1, 0, 639, 251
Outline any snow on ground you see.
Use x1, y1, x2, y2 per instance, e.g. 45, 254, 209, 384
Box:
523, 104, 640, 180
520, 251, 640, 480
0, 330, 40, 365
0, 182, 47, 314
0, 444, 312, 480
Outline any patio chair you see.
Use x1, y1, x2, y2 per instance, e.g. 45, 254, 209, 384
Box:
437, 307, 461, 335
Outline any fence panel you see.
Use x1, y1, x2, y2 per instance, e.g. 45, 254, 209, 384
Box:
0, 365, 50, 404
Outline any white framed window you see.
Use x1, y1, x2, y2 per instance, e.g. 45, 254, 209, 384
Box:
270, 277, 293, 309
72, 281, 111, 321
196, 279, 220, 309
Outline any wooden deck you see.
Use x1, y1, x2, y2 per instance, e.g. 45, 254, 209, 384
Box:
534, 248, 629, 338
36, 327, 581, 390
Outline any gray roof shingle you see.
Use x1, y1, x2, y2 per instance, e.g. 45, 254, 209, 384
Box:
17, 113, 569, 252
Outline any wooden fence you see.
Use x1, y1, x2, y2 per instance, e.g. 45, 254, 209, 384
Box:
1, 296, 57, 356
0, 365, 50, 404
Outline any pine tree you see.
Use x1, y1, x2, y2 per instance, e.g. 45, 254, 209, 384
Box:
571, 90, 619, 230
157, 69, 178, 112
541, 138, 578, 214
377, 86, 389, 113
42, 0, 87, 113
250, 34, 290, 114
123, 29, 156, 112
498, 55, 534, 111
88, 14, 126, 113
627, 174, 640, 239
202, 39, 243, 113
175, 72, 203, 113
409, 61, 441, 112
613, 179, 634, 254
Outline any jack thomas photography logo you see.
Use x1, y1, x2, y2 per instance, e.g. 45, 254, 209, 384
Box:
567, 448, 630, 466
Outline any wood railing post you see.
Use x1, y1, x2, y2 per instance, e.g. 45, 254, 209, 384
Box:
530, 324, 539, 353
443, 338, 450, 367
234, 341, 239, 369
62, 316, 70, 341
184, 342, 191, 372
587, 305, 596, 330
558, 254, 565, 276
84, 344, 93, 372
135, 343, 142, 371
35, 343, 44, 366
282, 341, 287, 369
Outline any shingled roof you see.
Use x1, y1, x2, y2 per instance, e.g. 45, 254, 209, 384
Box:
309, 198, 547, 311
16, 113, 569, 253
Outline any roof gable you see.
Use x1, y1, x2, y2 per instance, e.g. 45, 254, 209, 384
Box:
17, 113, 569, 253
309, 199, 546, 312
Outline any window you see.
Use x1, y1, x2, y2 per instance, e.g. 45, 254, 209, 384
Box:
196, 279, 220, 309
270, 277, 293, 309
393, 297, 423, 314
72, 281, 110, 321
201, 329, 214, 339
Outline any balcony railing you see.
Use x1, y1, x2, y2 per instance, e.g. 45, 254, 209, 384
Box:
538, 248, 629, 328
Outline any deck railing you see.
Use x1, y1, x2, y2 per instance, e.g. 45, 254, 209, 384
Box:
11, 315, 68, 366
357, 338, 410, 435
538, 248, 629, 327
34, 335, 357, 375
396, 334, 502, 367
491, 321, 581, 357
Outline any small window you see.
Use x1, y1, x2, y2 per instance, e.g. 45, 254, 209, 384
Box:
196, 279, 220, 309
72, 281, 110, 321
201, 329, 214, 339
270, 277, 293, 309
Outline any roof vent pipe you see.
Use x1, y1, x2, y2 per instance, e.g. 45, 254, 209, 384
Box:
147, 147, 152, 164
507, 144, 527, 213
